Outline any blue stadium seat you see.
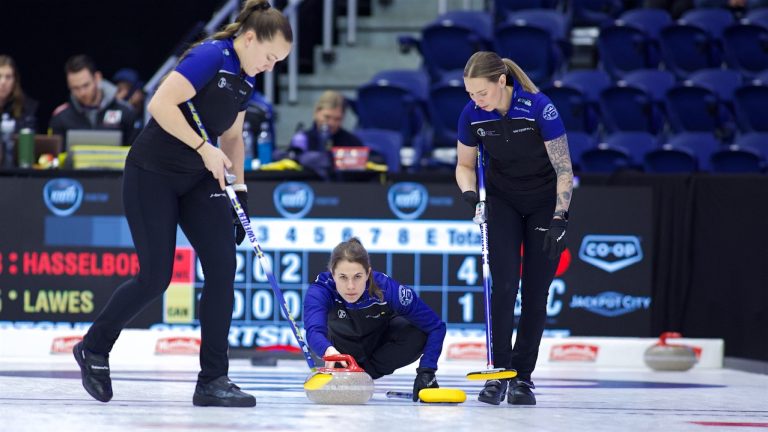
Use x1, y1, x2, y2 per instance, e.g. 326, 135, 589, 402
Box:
665, 132, 722, 170
494, 0, 561, 23
600, 84, 665, 135
494, 23, 566, 85
660, 24, 720, 78
580, 143, 634, 172
689, 69, 743, 106
621, 8, 674, 39
355, 69, 432, 166
566, 131, 597, 170
710, 145, 764, 172
429, 72, 467, 149
571, 0, 625, 27
544, 84, 595, 133
623, 69, 676, 102
734, 84, 768, 132
644, 144, 699, 173
723, 24, 768, 78
681, 8, 735, 40
559, 69, 612, 102
400, 11, 493, 83
745, 7, 768, 29
665, 84, 732, 138
597, 23, 661, 79
605, 131, 660, 165
734, 132, 768, 159
354, 128, 404, 173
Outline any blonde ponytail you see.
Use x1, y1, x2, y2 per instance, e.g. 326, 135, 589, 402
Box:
502, 58, 539, 94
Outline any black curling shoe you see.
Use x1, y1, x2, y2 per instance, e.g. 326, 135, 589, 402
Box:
477, 379, 509, 405
73, 341, 113, 403
193, 376, 256, 407
508, 378, 536, 405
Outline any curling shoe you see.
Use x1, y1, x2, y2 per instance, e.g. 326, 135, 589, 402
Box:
193, 376, 256, 407
477, 379, 509, 405
73, 341, 113, 402
508, 378, 536, 405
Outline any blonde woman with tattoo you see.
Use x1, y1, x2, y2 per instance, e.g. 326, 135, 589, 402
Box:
455, 51, 573, 406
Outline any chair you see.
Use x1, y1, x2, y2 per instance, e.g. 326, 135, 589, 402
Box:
733, 132, 768, 159
429, 73, 469, 149
543, 84, 594, 133
400, 11, 493, 83
597, 24, 660, 79
623, 69, 676, 103
600, 84, 664, 135
733, 84, 768, 132
355, 69, 432, 165
681, 8, 735, 41
745, 7, 768, 29
571, 0, 625, 27
559, 69, 613, 102
710, 145, 764, 172
689, 69, 743, 106
566, 131, 597, 170
580, 143, 634, 172
605, 131, 660, 165
508, 9, 570, 42
665, 132, 722, 170
494, 0, 561, 23
659, 24, 719, 78
644, 144, 699, 172
494, 23, 565, 85
723, 24, 768, 78
354, 128, 404, 173
665, 84, 726, 135
620, 9, 674, 40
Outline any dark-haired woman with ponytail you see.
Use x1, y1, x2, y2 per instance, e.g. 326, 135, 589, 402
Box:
303, 238, 447, 402
456, 51, 573, 406
73, 0, 292, 407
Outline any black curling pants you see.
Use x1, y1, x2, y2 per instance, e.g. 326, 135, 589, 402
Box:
331, 316, 427, 379
486, 187, 559, 381
84, 161, 236, 383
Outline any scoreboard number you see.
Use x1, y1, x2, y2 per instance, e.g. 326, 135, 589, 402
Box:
457, 256, 478, 285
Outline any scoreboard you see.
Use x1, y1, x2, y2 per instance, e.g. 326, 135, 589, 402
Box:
0, 176, 655, 349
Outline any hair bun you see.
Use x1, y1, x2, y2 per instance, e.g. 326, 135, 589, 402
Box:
254, 1, 271, 11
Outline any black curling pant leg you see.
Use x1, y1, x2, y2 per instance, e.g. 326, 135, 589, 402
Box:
509, 199, 559, 380
485, 195, 524, 371
84, 162, 179, 354
178, 177, 236, 383
364, 317, 427, 379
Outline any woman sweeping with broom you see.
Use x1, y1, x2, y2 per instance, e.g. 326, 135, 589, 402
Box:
303, 238, 447, 402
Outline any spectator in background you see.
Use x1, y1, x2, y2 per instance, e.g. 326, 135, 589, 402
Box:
0, 55, 38, 131
113, 67, 146, 129
50, 55, 137, 148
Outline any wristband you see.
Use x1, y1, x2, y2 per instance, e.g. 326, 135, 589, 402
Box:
194, 138, 206, 152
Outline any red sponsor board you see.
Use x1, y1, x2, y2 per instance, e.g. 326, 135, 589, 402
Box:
50, 335, 83, 354
549, 343, 599, 362
171, 248, 194, 283
446, 342, 486, 360
155, 336, 201, 355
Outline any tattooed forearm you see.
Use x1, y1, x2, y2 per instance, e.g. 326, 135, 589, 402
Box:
544, 134, 574, 211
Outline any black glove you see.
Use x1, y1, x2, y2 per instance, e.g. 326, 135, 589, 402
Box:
461, 190, 479, 209
412, 367, 439, 402
232, 190, 249, 245
542, 218, 567, 260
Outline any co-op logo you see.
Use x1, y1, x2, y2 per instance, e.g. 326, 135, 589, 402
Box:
570, 291, 651, 317
43, 178, 83, 216
387, 182, 428, 220
578, 235, 643, 273
273, 182, 314, 219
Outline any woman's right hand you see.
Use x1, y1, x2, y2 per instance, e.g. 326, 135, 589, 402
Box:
199, 143, 233, 190
324, 346, 347, 368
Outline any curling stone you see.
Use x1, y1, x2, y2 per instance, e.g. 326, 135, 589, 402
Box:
644, 332, 697, 371
305, 354, 374, 405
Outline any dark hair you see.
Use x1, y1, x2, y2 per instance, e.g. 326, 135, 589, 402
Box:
328, 237, 383, 301
463, 51, 538, 93
64, 54, 97, 76
0, 55, 26, 119
180, 0, 293, 61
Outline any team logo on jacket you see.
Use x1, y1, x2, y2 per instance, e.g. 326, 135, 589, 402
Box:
337, 310, 347, 319
476, 128, 486, 137
517, 97, 532, 106
218, 77, 227, 88
398, 285, 413, 306
542, 103, 559, 120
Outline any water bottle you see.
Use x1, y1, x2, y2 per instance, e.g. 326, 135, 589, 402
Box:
256, 121, 273, 166
1, 113, 17, 168
243, 120, 254, 171
290, 123, 308, 153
